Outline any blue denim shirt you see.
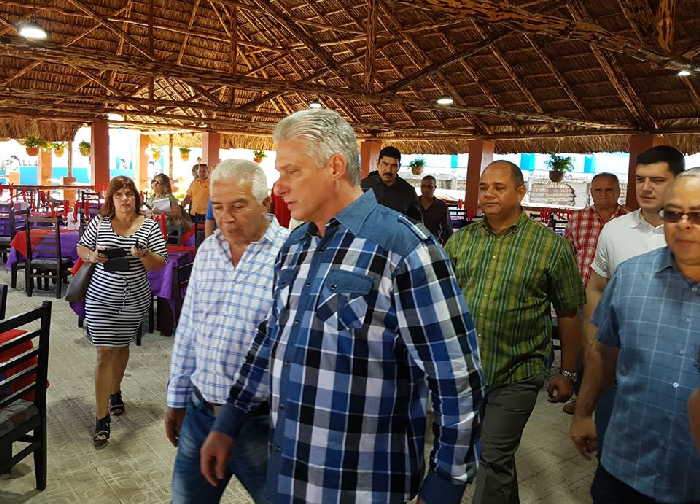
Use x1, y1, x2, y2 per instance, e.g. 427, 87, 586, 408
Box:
214, 190, 485, 504
593, 247, 700, 502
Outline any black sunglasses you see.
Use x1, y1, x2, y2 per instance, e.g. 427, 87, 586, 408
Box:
659, 209, 700, 225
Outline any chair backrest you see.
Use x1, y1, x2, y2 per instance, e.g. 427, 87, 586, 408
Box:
0, 203, 11, 237
0, 301, 52, 411
174, 261, 194, 324
0, 284, 7, 320
25, 216, 61, 262
194, 222, 205, 249
10, 208, 29, 236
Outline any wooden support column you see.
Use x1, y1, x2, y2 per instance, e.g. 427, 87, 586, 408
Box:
202, 132, 220, 169
360, 139, 382, 179
137, 134, 149, 191
626, 134, 663, 210
38, 148, 52, 185
63, 140, 76, 203
465, 140, 494, 216
168, 133, 174, 181
90, 118, 110, 193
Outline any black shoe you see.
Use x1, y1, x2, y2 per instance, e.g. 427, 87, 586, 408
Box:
109, 391, 125, 416
94, 415, 111, 449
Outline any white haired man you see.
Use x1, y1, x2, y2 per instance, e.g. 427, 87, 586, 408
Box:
166, 159, 289, 503
200, 109, 485, 504
571, 168, 700, 503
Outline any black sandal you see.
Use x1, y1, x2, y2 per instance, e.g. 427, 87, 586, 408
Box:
94, 415, 111, 449
110, 391, 125, 416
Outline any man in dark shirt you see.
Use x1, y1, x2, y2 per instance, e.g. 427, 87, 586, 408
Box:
419, 175, 453, 244
361, 146, 421, 221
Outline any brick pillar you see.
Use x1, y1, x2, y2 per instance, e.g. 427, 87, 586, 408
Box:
38, 148, 52, 185
465, 140, 494, 217
137, 134, 149, 191
202, 132, 220, 169
626, 134, 663, 210
360, 139, 382, 180
90, 119, 110, 193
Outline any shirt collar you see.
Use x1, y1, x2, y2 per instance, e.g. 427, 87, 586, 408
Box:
631, 209, 663, 231
213, 213, 279, 250
480, 210, 528, 236
307, 190, 377, 237
655, 247, 675, 273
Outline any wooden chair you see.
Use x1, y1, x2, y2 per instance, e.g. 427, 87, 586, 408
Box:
0, 298, 52, 490
194, 222, 206, 249
24, 216, 73, 299
174, 261, 194, 329
9, 209, 29, 289
0, 203, 13, 263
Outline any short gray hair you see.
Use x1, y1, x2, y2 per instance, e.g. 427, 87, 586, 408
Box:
210, 159, 268, 204
592, 172, 620, 186
273, 109, 360, 185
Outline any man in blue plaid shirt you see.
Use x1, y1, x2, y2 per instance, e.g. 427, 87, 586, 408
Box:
201, 109, 486, 504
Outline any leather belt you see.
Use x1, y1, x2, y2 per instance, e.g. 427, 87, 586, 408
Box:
192, 386, 225, 416
192, 386, 270, 417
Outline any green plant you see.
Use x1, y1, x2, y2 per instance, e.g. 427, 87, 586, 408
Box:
546, 153, 573, 172
78, 141, 91, 156
23, 136, 48, 149
179, 147, 191, 154
409, 158, 426, 175
253, 149, 266, 160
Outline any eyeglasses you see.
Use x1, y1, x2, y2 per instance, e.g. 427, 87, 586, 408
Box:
659, 209, 700, 225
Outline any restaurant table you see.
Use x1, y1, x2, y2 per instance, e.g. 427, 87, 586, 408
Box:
5, 229, 80, 271
69, 246, 195, 337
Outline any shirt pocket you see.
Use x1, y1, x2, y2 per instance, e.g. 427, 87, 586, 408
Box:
316, 269, 373, 332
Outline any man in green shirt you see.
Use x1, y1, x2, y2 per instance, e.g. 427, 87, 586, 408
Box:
445, 161, 585, 504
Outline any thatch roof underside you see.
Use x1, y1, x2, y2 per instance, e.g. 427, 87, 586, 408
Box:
1, 0, 700, 152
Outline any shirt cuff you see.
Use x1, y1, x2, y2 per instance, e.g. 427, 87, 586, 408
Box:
590, 262, 609, 279
211, 402, 247, 438
419, 471, 467, 504
166, 383, 193, 409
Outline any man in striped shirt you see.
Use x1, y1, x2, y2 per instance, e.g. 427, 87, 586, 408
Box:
201, 109, 485, 504
166, 160, 289, 504
445, 161, 585, 504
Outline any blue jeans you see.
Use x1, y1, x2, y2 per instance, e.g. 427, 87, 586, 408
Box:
171, 392, 270, 504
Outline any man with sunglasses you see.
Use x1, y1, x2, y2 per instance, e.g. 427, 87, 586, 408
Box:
571, 168, 700, 503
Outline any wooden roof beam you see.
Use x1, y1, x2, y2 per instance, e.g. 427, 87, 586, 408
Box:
616, 0, 655, 44
176, 0, 200, 66
0, 36, 631, 129
65, 0, 153, 61
406, 0, 696, 72
567, 3, 656, 130
656, 0, 677, 53
522, 34, 591, 120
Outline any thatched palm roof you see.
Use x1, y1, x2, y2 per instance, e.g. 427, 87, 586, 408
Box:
0, 0, 699, 153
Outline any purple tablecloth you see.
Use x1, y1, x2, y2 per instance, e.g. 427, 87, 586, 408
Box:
5, 230, 80, 270
69, 249, 194, 323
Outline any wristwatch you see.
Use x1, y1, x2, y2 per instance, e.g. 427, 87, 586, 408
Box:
559, 369, 578, 382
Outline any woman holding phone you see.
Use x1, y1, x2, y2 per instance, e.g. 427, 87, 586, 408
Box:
76, 176, 167, 448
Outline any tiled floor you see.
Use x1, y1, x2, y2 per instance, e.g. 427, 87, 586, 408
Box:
0, 269, 595, 503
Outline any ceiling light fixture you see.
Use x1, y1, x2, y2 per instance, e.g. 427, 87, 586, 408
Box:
309, 100, 323, 109
436, 96, 454, 106
17, 22, 47, 40
678, 70, 692, 77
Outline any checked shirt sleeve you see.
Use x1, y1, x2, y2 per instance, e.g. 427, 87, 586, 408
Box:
212, 317, 275, 438
392, 240, 486, 504
166, 256, 201, 408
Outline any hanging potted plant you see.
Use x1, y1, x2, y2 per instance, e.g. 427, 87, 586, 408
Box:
409, 158, 426, 176
23, 136, 47, 156
179, 147, 191, 161
253, 149, 266, 163
78, 141, 91, 157
150, 146, 161, 161
546, 153, 573, 183
52, 142, 66, 157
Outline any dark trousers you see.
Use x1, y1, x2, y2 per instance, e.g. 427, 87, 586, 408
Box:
592, 464, 700, 504
473, 375, 545, 504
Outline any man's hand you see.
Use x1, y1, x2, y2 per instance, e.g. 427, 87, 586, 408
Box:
164, 407, 186, 447
200, 431, 234, 487
570, 415, 597, 459
547, 375, 574, 403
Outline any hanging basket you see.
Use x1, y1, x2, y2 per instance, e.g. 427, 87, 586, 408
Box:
25, 147, 39, 156
181, 151, 190, 161
549, 170, 564, 183
254, 156, 263, 164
